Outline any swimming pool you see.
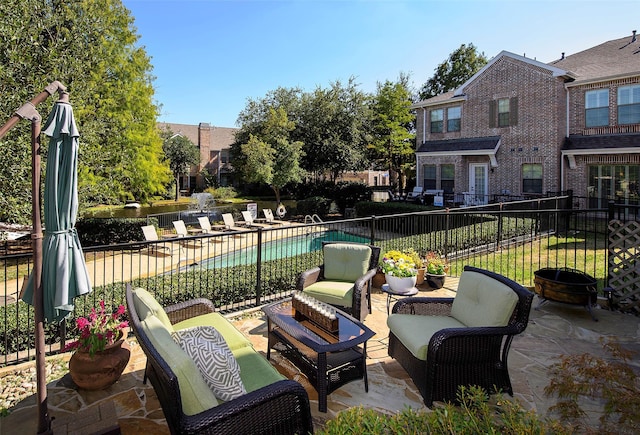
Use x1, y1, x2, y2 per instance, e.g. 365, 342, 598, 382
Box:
202, 230, 370, 268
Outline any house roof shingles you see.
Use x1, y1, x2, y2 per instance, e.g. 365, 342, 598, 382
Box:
563, 133, 640, 151
549, 33, 640, 84
417, 136, 500, 153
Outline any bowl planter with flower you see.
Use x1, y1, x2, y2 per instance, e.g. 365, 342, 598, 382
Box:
66, 300, 131, 390
424, 251, 449, 289
381, 250, 418, 293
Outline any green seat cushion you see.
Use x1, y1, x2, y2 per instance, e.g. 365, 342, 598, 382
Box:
387, 314, 465, 360
303, 281, 354, 307
173, 312, 252, 351
232, 346, 285, 393
140, 315, 218, 415
323, 243, 372, 282
132, 287, 173, 332
451, 271, 519, 327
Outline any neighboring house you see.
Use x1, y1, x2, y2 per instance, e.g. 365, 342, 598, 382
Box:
158, 122, 238, 192
338, 170, 390, 187
411, 31, 640, 207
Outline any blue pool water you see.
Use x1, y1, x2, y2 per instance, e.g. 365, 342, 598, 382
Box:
203, 230, 370, 268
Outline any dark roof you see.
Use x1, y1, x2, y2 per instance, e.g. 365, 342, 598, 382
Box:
563, 133, 640, 151
417, 136, 500, 153
549, 33, 640, 83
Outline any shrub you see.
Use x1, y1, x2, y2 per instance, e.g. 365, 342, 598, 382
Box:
296, 196, 332, 217
204, 186, 238, 201
317, 386, 570, 434
545, 338, 640, 434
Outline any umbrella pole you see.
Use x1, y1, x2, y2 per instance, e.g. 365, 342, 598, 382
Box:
0, 81, 67, 435
31, 116, 51, 435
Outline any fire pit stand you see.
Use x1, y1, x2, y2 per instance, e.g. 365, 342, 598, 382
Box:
533, 267, 599, 321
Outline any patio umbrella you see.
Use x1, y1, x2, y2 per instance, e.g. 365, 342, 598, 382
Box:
23, 95, 92, 321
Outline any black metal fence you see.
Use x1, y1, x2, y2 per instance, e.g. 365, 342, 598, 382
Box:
1, 196, 611, 366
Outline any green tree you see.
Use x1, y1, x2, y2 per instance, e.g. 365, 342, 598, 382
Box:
419, 43, 488, 100
369, 74, 416, 192
236, 107, 305, 204
298, 78, 371, 182
161, 131, 201, 201
0, 0, 168, 223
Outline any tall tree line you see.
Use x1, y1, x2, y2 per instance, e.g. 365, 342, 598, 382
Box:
0, 0, 169, 224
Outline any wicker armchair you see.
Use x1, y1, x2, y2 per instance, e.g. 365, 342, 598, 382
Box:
296, 242, 381, 320
126, 286, 313, 435
387, 266, 534, 407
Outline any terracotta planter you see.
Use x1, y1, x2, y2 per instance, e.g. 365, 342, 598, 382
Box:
69, 336, 131, 390
372, 270, 386, 288
425, 273, 446, 289
416, 268, 426, 285
385, 274, 417, 293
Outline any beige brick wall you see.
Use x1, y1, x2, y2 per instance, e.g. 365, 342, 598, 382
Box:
417, 56, 567, 197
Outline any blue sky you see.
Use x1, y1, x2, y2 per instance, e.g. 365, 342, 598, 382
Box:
122, 0, 638, 128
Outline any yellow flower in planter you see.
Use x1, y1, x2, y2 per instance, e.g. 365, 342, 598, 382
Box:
380, 250, 418, 277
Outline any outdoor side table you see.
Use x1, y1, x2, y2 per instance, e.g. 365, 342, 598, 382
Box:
381, 283, 418, 314
262, 298, 374, 413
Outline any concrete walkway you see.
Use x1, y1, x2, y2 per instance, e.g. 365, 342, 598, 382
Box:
1, 280, 639, 434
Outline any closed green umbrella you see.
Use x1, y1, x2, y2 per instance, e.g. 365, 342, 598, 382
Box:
23, 98, 92, 321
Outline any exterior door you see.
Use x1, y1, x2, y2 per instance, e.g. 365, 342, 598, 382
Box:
468, 163, 489, 205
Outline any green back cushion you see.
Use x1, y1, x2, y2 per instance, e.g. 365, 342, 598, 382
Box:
450, 271, 519, 327
132, 287, 174, 332
173, 312, 252, 351
323, 243, 372, 282
140, 315, 218, 415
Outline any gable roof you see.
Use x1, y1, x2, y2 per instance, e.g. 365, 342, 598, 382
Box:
549, 33, 640, 85
412, 32, 640, 109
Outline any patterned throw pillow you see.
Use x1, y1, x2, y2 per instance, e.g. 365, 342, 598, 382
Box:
172, 326, 247, 401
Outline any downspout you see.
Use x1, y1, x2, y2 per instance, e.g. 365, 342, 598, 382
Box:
561, 84, 570, 192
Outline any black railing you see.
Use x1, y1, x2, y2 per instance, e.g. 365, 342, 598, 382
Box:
1, 197, 611, 366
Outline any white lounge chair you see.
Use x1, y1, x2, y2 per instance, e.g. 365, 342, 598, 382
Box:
141, 225, 181, 255
172, 220, 210, 246
196, 217, 226, 242
262, 209, 288, 225
221, 213, 251, 233
241, 211, 272, 228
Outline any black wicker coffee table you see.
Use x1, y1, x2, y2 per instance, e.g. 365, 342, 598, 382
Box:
262, 298, 375, 412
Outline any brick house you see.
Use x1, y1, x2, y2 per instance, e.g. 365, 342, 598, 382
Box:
158, 122, 238, 192
411, 32, 640, 207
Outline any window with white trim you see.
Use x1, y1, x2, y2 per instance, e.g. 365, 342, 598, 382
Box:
522, 164, 543, 194
588, 165, 640, 207
423, 164, 436, 189
618, 85, 640, 125
447, 106, 461, 132
585, 89, 609, 127
430, 109, 443, 133
441, 164, 454, 193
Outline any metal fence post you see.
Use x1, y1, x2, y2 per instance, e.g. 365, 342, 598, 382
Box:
255, 228, 263, 306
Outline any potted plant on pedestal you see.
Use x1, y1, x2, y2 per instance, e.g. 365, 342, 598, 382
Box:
380, 250, 418, 293
424, 251, 449, 289
66, 300, 131, 390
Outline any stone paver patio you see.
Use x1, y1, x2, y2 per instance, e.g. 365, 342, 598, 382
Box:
1, 280, 639, 434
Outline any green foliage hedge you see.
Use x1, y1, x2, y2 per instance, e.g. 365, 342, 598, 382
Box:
76, 217, 159, 247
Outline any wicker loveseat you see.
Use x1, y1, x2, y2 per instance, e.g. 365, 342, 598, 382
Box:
387, 266, 534, 407
125, 285, 313, 435
296, 242, 381, 320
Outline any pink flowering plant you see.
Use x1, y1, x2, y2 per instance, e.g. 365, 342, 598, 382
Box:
65, 300, 128, 357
